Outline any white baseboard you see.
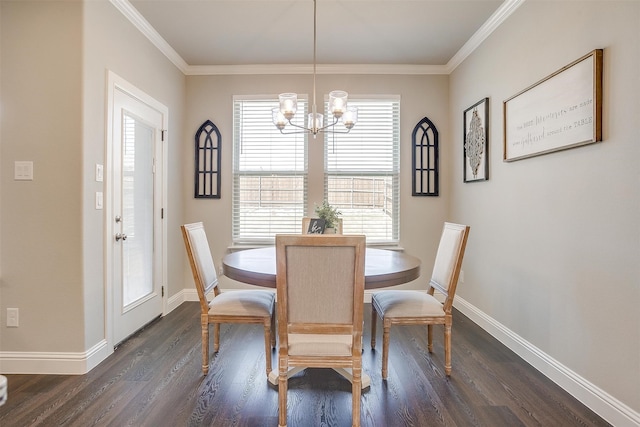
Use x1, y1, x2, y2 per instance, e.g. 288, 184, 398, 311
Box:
0, 339, 111, 375
454, 296, 640, 427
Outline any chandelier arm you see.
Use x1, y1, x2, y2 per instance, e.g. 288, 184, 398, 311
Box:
284, 115, 351, 134
280, 126, 351, 136
320, 128, 352, 134
285, 120, 313, 131
278, 127, 311, 135
315, 115, 341, 132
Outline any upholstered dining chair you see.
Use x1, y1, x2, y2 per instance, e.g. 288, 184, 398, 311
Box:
275, 234, 366, 427
371, 222, 470, 378
181, 222, 276, 377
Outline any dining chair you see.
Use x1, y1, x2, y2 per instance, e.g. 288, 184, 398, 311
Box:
371, 222, 470, 378
301, 217, 343, 234
275, 234, 366, 427
181, 222, 276, 377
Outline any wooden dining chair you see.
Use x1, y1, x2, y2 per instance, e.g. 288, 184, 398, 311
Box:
275, 234, 366, 427
181, 222, 276, 377
371, 222, 470, 378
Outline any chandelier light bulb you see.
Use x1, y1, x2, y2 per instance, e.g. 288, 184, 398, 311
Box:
279, 93, 298, 120
329, 90, 348, 118
308, 112, 324, 133
272, 108, 287, 130
343, 106, 358, 130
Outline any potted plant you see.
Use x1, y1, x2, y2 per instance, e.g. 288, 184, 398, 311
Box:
314, 200, 341, 233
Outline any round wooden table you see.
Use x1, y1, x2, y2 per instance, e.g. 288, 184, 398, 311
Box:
222, 247, 421, 289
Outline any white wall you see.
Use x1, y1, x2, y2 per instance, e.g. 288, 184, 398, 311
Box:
1, 1, 85, 353
182, 74, 452, 290
0, 0, 186, 371
449, 0, 639, 421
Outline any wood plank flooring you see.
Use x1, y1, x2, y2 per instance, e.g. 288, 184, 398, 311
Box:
0, 302, 610, 426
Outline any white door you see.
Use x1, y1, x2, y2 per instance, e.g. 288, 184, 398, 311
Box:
107, 74, 166, 346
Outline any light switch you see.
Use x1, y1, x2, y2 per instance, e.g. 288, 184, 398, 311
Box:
14, 161, 33, 181
7, 308, 18, 327
96, 192, 103, 210
96, 164, 104, 182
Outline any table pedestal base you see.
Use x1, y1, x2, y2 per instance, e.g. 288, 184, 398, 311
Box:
268, 367, 370, 389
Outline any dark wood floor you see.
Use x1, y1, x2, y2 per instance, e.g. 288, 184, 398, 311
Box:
1, 302, 610, 427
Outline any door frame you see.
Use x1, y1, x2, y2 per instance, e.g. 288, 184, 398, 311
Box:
105, 70, 168, 349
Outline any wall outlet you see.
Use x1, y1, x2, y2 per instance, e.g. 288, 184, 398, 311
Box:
7, 308, 19, 327
459, 270, 465, 283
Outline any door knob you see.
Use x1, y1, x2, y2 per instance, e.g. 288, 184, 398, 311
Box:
115, 233, 127, 241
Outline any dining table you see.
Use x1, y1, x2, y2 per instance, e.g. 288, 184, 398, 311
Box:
221, 246, 421, 388
222, 246, 421, 289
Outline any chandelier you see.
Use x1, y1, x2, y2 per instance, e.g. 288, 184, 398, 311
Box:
272, 0, 358, 137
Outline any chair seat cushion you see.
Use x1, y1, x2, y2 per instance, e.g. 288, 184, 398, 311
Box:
288, 334, 352, 356
372, 290, 444, 318
209, 290, 274, 317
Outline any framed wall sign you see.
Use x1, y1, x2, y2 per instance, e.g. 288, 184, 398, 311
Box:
503, 49, 603, 162
463, 97, 489, 182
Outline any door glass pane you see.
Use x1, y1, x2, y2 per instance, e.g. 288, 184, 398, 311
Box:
122, 113, 154, 308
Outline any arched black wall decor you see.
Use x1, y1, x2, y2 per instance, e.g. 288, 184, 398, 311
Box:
412, 117, 439, 196
194, 120, 221, 199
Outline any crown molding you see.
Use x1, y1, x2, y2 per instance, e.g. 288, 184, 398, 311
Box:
185, 63, 448, 76
446, 0, 526, 73
110, 0, 189, 73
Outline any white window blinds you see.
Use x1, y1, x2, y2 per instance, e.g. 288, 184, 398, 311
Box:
233, 97, 308, 244
324, 96, 400, 244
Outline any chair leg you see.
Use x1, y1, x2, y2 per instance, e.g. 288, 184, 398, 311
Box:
278, 356, 288, 427
263, 320, 272, 378
427, 324, 434, 353
213, 323, 220, 352
381, 319, 391, 380
201, 317, 209, 375
270, 312, 277, 348
370, 305, 377, 349
352, 360, 362, 427
444, 323, 452, 376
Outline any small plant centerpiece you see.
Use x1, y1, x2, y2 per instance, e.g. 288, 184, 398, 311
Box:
314, 200, 341, 234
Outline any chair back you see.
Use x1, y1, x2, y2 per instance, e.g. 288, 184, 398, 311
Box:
429, 222, 470, 313
275, 234, 365, 351
181, 222, 219, 314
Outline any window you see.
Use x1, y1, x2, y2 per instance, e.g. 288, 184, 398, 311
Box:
233, 97, 308, 244
324, 96, 400, 244
233, 95, 400, 245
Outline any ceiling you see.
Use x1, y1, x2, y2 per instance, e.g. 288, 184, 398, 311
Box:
118, 0, 523, 74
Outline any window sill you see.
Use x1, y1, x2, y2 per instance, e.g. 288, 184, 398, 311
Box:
227, 243, 404, 252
